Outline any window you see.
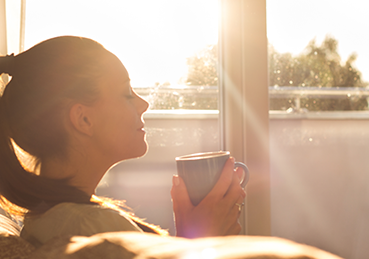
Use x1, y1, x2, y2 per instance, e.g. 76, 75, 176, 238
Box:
23, 0, 219, 113
19, 0, 221, 235
2, 0, 271, 238
268, 0, 369, 116
267, 1, 369, 258
5, 1, 367, 257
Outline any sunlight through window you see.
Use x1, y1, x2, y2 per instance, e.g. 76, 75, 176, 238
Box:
23, 0, 219, 111
267, 0, 369, 113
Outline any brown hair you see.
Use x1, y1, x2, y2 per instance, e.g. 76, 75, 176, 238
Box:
0, 36, 167, 236
0, 36, 116, 214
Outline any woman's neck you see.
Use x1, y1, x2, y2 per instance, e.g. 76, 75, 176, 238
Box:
40, 150, 109, 196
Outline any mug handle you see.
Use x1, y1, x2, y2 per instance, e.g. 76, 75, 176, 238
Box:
234, 162, 250, 188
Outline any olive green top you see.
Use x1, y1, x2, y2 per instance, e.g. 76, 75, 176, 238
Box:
21, 202, 142, 247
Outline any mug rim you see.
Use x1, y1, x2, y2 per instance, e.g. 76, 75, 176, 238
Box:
175, 151, 230, 161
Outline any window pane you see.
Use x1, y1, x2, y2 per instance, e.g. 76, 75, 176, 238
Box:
267, 1, 369, 258
267, 0, 369, 113
24, 0, 219, 111
24, 0, 220, 235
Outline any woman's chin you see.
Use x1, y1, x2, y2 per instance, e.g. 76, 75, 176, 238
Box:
119, 143, 148, 162
140, 143, 149, 158
134, 145, 148, 159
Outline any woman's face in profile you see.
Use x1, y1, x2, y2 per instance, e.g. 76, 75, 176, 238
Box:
90, 59, 149, 165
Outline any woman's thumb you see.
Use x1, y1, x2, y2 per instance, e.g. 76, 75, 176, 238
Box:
171, 175, 193, 211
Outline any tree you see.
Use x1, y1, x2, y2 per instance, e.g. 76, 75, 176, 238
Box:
183, 45, 218, 86
269, 36, 368, 111
175, 35, 368, 111
269, 36, 365, 88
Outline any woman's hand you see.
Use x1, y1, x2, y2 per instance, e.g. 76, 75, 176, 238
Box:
171, 157, 246, 238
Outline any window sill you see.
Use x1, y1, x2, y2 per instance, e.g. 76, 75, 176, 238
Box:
269, 110, 369, 120
143, 109, 219, 119
144, 109, 369, 120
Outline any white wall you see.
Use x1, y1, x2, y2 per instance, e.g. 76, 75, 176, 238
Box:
98, 116, 369, 258
270, 118, 369, 259
97, 117, 220, 235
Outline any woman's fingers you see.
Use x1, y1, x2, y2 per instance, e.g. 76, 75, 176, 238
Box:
226, 219, 242, 235
224, 191, 245, 235
171, 175, 195, 237
204, 157, 235, 202
211, 164, 246, 236
171, 158, 246, 238
235, 166, 245, 184
171, 175, 193, 212
221, 166, 247, 212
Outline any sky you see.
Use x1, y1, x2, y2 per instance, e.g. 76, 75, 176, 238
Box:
22, 0, 218, 87
267, 0, 369, 82
7, 0, 369, 84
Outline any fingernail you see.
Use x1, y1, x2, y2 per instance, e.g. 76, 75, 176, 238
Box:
173, 175, 180, 186
242, 189, 247, 198
236, 169, 243, 180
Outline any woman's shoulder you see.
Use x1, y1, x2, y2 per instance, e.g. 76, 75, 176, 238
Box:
25, 202, 119, 226
21, 202, 142, 246
45, 202, 111, 216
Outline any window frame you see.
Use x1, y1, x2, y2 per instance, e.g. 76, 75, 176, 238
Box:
0, 0, 6, 55
219, 0, 271, 235
2, 0, 272, 236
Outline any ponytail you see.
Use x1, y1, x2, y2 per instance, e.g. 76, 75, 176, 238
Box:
0, 37, 108, 214
0, 102, 91, 214
0, 54, 15, 76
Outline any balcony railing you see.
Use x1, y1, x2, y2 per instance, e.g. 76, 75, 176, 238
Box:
269, 86, 369, 119
135, 86, 369, 119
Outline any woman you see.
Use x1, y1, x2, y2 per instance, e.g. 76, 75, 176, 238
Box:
0, 36, 246, 245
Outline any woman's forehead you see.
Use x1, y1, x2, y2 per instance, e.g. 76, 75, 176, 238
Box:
101, 69, 131, 94
108, 56, 129, 80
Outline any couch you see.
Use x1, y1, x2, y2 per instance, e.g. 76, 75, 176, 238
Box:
0, 214, 343, 259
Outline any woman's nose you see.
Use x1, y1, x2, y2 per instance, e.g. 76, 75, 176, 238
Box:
137, 95, 149, 113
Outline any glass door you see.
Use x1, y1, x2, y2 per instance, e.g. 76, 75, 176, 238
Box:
21, 0, 220, 235
267, 1, 369, 258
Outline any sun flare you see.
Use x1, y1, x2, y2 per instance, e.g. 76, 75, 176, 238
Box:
21, 0, 218, 87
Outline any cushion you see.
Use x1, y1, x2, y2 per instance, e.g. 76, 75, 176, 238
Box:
29, 231, 343, 259
0, 214, 36, 259
0, 234, 35, 259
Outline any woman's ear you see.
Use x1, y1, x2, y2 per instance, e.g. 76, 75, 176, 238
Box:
69, 103, 94, 137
